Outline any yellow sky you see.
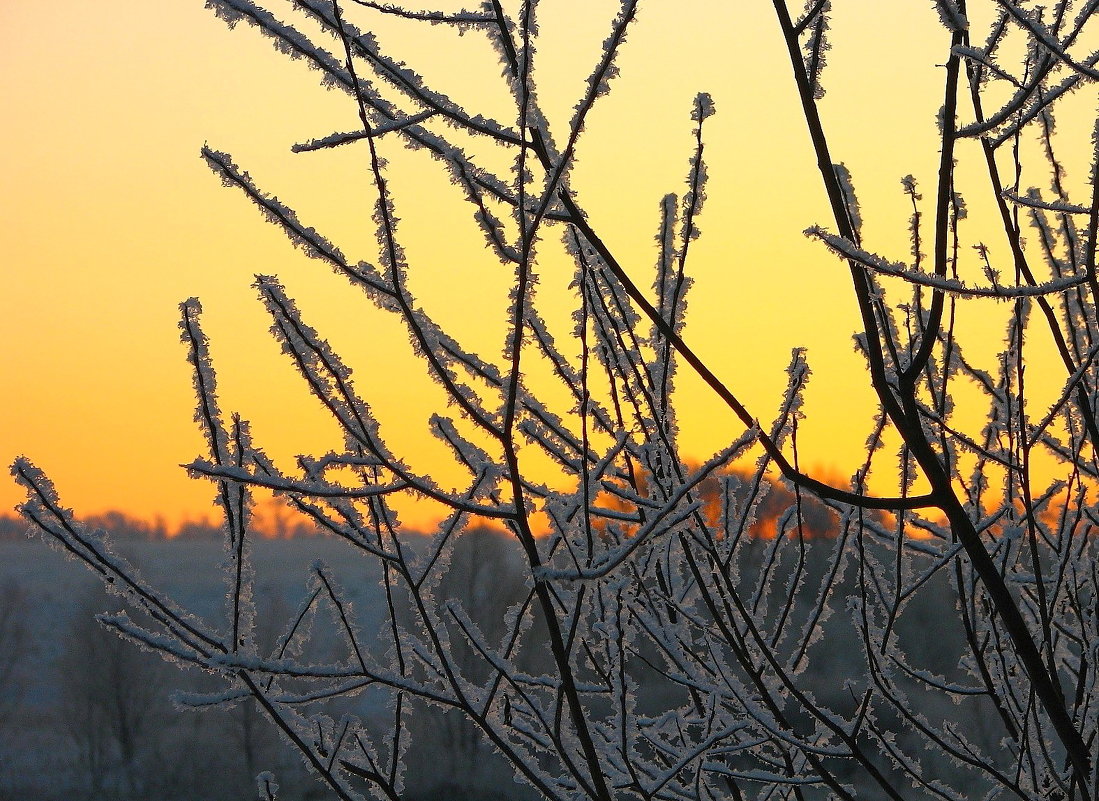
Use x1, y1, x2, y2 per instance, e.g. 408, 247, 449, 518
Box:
2, 1, 1093, 531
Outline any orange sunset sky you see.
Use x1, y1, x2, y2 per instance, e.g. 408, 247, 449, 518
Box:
1, 1, 1092, 531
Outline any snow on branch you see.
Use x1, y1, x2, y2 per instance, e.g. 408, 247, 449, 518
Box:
292, 110, 438, 152
523, 0, 640, 233
1030, 340, 1099, 440
298, 0, 524, 145
179, 297, 229, 464
211, 0, 526, 255
186, 459, 411, 499
800, 0, 831, 99
956, 49, 1099, 141
806, 226, 1091, 298
430, 414, 504, 483
254, 275, 388, 454
208, 0, 354, 90
535, 429, 759, 581
12, 460, 230, 671
994, 0, 1099, 81
1002, 188, 1090, 215
832, 163, 861, 239
932, 0, 969, 32
202, 147, 399, 306
952, 44, 1024, 88
345, 0, 494, 25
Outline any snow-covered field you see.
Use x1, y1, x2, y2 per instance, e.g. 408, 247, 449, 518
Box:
0, 531, 975, 801
0, 536, 393, 801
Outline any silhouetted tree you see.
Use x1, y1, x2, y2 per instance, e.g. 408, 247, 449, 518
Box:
57, 591, 173, 800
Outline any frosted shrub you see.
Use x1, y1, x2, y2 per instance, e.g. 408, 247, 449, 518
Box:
15, 1, 1099, 798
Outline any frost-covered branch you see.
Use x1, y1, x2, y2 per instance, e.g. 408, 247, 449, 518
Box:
17, 2, 1099, 799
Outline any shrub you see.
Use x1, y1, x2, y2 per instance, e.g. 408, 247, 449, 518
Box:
15, 1, 1099, 798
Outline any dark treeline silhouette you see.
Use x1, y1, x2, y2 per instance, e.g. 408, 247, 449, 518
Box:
0, 468, 845, 544
0, 498, 327, 542
0, 510, 182, 541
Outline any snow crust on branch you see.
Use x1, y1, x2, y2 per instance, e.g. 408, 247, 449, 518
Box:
807, 225, 1091, 298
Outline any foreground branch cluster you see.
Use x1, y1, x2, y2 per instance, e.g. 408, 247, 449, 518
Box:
15, 1, 1099, 798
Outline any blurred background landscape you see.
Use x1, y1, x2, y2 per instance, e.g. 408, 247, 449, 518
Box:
0, 476, 985, 800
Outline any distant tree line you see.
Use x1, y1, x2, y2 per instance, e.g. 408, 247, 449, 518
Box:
1, 469, 844, 543
0, 498, 328, 541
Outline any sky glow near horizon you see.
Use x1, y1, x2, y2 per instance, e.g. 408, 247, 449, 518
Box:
1, 0, 1092, 531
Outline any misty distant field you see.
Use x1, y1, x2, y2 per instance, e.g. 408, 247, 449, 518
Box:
0, 531, 983, 801
0, 536, 394, 801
